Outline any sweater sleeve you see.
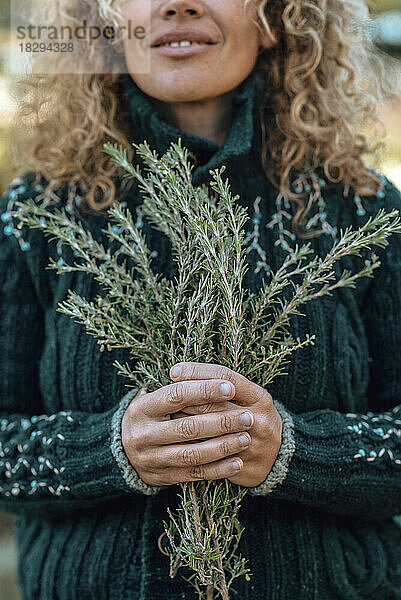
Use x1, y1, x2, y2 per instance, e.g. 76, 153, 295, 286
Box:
0, 180, 165, 518
247, 177, 401, 520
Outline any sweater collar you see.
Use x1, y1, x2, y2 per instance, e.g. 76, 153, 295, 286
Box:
120, 69, 265, 186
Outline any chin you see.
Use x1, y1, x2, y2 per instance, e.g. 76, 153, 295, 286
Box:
133, 72, 237, 104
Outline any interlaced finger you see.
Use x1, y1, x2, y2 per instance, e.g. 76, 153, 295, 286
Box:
139, 408, 254, 446
138, 379, 236, 417
145, 431, 251, 468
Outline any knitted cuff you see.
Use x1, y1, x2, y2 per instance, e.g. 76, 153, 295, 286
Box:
246, 400, 296, 496
110, 388, 166, 496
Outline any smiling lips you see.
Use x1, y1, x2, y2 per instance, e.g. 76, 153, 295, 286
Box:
151, 29, 218, 57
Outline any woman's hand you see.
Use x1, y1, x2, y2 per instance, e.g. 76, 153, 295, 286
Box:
121, 376, 257, 487
169, 362, 283, 488
121, 362, 282, 488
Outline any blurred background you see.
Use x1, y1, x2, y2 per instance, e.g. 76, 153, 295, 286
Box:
0, 0, 400, 598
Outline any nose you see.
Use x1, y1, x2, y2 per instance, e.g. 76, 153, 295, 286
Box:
160, 0, 204, 19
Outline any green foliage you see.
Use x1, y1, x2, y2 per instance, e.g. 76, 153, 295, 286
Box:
15, 138, 401, 599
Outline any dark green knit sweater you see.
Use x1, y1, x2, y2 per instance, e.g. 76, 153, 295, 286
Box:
1, 69, 401, 599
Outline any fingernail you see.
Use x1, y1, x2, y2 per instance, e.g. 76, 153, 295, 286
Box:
239, 434, 250, 446
220, 382, 232, 396
240, 411, 254, 427
233, 459, 243, 471
170, 365, 182, 378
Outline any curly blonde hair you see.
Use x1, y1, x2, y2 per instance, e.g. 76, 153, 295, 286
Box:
11, 0, 400, 237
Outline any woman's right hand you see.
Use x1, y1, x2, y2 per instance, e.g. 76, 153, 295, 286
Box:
121, 379, 255, 487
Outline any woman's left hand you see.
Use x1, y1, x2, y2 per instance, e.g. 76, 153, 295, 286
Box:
168, 362, 283, 488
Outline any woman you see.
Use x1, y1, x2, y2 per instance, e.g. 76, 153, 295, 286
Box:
1, 0, 401, 598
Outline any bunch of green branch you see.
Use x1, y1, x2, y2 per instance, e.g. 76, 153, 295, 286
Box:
15, 139, 401, 599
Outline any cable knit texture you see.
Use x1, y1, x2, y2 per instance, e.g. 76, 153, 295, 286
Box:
1, 69, 401, 599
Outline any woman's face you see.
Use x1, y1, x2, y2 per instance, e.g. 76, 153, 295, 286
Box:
121, 0, 269, 102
